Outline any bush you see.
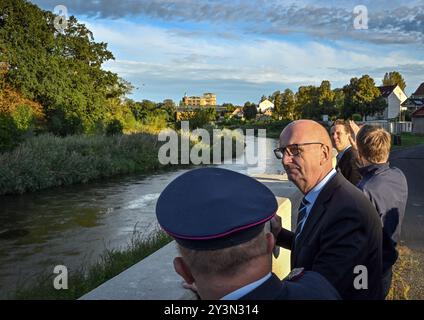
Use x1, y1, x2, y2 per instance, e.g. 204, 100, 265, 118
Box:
105, 119, 123, 136
0, 132, 191, 195
12, 104, 36, 131
0, 112, 22, 152
352, 113, 362, 122
176, 108, 217, 130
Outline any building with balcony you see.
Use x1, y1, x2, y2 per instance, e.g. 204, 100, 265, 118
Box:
182, 93, 217, 107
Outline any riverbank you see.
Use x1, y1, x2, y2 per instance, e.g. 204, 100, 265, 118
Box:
0, 125, 246, 195
11, 229, 172, 299
0, 132, 182, 195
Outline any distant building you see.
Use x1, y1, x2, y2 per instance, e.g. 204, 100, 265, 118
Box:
412, 106, 424, 134
231, 107, 244, 118
182, 93, 217, 107
258, 99, 274, 113
368, 85, 407, 120
402, 82, 424, 113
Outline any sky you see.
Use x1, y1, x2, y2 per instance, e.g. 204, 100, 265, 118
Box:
30, 0, 424, 105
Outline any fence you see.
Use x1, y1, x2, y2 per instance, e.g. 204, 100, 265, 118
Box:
363, 121, 412, 134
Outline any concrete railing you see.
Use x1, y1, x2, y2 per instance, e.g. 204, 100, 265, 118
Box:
80, 173, 301, 300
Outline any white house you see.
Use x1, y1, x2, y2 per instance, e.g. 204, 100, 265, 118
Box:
368, 85, 407, 120
258, 99, 274, 113
231, 107, 244, 118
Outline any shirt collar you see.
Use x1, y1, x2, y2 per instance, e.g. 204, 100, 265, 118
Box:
220, 273, 272, 300
336, 145, 351, 162
304, 169, 337, 208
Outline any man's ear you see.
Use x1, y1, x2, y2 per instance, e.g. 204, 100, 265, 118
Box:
321, 144, 331, 165
173, 257, 195, 284
266, 232, 276, 254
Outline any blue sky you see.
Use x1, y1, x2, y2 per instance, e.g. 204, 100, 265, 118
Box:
31, 0, 424, 105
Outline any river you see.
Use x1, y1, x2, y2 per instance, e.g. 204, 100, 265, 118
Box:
0, 136, 283, 297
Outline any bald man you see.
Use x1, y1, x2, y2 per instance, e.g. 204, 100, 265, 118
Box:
271, 120, 382, 300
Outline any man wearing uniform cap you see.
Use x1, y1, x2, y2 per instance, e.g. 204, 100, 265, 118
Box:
156, 167, 340, 300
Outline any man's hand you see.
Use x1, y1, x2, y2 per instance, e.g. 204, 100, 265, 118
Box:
348, 120, 361, 150
271, 215, 282, 239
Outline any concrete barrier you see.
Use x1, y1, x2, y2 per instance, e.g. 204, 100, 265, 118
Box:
80, 173, 301, 300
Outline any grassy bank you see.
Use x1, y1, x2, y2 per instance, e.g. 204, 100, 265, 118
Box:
387, 246, 423, 300
12, 230, 172, 300
0, 132, 183, 195
0, 127, 245, 195
392, 132, 424, 150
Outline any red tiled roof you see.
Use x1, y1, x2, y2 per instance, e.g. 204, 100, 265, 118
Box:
413, 82, 424, 96
378, 85, 397, 98
412, 106, 424, 117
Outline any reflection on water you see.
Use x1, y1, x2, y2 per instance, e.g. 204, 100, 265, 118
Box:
0, 137, 282, 297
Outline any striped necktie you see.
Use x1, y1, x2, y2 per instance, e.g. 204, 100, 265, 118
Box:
295, 197, 309, 240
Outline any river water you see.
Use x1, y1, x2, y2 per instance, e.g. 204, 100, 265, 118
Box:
0, 136, 283, 297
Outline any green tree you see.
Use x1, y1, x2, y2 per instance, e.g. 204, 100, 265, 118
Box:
243, 102, 257, 120
0, 0, 129, 135
273, 92, 283, 118
157, 99, 176, 123
0, 112, 22, 152
222, 103, 236, 114
317, 80, 337, 118
383, 71, 406, 91
280, 89, 296, 120
296, 86, 316, 119
343, 75, 387, 120
105, 119, 123, 136
332, 88, 345, 119
129, 100, 156, 121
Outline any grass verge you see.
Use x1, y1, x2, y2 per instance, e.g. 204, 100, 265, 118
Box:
392, 133, 424, 150
387, 245, 423, 300
11, 229, 172, 300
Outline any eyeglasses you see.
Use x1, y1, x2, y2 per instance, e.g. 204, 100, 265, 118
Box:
273, 142, 323, 159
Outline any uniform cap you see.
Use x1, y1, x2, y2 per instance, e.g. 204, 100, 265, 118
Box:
156, 168, 278, 250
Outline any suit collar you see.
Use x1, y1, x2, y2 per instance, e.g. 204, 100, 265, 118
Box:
336, 145, 352, 162
293, 173, 344, 262
303, 169, 337, 211
239, 273, 287, 300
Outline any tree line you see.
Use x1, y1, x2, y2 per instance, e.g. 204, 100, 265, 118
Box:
0, 0, 177, 151
222, 71, 407, 122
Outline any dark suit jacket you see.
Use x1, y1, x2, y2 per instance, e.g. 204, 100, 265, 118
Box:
276, 173, 382, 300
336, 147, 362, 185
240, 272, 340, 300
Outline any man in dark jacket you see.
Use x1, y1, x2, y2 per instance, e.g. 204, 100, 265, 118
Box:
156, 167, 340, 300
331, 120, 362, 185
356, 125, 408, 298
272, 120, 382, 300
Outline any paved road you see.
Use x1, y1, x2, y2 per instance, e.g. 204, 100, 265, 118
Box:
390, 144, 424, 250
